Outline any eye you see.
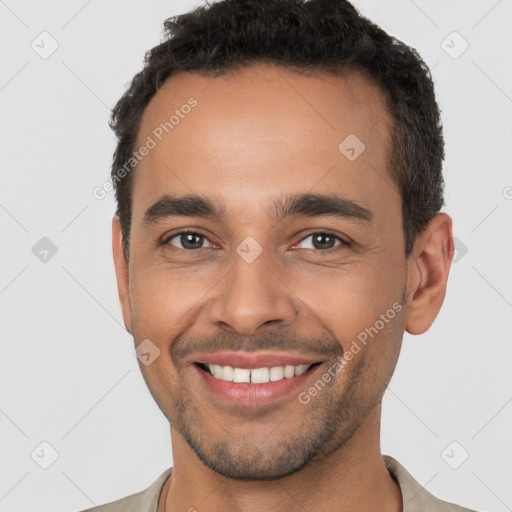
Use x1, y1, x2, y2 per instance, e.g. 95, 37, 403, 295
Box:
162, 230, 349, 253
294, 232, 349, 252
164, 231, 215, 251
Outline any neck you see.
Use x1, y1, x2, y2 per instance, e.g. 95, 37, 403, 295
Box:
159, 403, 402, 512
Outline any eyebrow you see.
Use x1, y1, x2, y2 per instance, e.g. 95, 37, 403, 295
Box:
143, 192, 373, 225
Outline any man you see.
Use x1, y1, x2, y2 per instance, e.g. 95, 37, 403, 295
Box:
82, 0, 477, 510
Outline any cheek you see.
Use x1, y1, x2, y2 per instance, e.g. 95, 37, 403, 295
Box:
288, 259, 404, 345
287, 258, 406, 388
128, 260, 215, 343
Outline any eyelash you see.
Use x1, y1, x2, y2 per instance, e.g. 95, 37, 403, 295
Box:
161, 229, 350, 254
294, 231, 351, 253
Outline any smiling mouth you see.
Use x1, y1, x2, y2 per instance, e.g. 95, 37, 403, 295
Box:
194, 361, 322, 384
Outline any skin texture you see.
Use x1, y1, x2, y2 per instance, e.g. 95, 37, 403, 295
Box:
112, 63, 454, 512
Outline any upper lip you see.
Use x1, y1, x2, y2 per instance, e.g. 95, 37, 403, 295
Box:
190, 351, 323, 369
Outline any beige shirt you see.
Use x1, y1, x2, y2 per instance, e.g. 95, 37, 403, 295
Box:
79, 455, 477, 511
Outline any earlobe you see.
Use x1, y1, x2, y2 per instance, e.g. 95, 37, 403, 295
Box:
405, 213, 454, 335
112, 216, 133, 334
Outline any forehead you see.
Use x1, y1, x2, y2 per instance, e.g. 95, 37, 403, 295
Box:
131, 63, 398, 225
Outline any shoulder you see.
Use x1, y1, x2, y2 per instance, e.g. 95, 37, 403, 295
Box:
76, 468, 172, 512
383, 455, 478, 512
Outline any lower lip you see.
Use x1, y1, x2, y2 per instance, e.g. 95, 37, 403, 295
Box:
194, 363, 322, 406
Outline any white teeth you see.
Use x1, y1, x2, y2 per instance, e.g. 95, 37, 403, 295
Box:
221, 365, 234, 381
269, 366, 284, 381
251, 367, 270, 383
205, 363, 314, 383
233, 368, 251, 383
284, 365, 295, 378
294, 364, 310, 376
210, 364, 222, 378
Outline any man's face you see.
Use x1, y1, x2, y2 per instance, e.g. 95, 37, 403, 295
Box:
117, 63, 409, 479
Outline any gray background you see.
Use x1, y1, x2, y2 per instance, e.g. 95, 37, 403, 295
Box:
1, 0, 511, 511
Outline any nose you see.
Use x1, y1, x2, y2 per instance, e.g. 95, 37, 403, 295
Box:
208, 249, 298, 336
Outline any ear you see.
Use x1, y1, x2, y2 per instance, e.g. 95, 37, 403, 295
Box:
112, 215, 133, 334
405, 213, 454, 335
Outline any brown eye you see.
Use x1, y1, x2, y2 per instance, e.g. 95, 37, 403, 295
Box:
165, 232, 214, 250
297, 232, 347, 251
